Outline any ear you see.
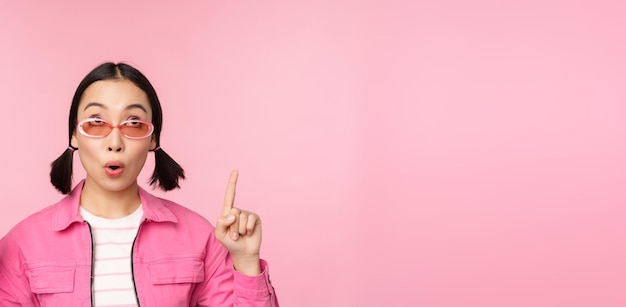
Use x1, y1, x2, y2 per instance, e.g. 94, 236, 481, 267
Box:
149, 135, 157, 150
70, 132, 78, 149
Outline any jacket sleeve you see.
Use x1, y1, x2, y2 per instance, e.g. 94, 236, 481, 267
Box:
192, 232, 279, 307
0, 259, 22, 307
0, 234, 38, 306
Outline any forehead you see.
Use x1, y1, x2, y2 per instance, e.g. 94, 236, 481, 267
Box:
78, 79, 151, 116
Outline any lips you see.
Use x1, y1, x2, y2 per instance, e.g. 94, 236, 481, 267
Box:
104, 161, 125, 178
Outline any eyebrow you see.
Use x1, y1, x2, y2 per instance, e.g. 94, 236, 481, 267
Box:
83, 102, 148, 114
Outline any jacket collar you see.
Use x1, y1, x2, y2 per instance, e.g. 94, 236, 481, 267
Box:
53, 179, 178, 231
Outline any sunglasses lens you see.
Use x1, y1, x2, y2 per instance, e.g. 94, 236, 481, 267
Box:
81, 120, 112, 137
121, 121, 153, 138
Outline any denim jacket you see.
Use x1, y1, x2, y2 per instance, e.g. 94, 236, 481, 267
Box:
0, 180, 279, 306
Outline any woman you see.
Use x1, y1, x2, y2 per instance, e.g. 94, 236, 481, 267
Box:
0, 62, 279, 306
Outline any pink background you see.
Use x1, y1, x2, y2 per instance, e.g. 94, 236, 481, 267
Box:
1, 1, 625, 306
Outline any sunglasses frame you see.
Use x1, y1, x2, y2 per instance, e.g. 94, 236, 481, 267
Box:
77, 118, 154, 139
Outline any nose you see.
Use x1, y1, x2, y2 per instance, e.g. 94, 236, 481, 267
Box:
106, 127, 124, 152
108, 145, 122, 152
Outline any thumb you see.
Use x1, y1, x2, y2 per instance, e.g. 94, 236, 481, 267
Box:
215, 215, 236, 240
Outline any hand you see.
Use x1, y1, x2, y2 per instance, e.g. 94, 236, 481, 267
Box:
215, 170, 262, 275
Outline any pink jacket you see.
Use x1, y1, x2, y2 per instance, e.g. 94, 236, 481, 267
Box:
0, 180, 279, 307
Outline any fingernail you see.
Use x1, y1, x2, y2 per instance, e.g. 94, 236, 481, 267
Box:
227, 215, 235, 221
232, 232, 239, 240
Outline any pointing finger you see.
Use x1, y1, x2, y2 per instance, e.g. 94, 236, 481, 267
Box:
222, 170, 239, 216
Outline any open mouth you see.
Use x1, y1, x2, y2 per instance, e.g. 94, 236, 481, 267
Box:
105, 162, 125, 173
104, 163, 124, 177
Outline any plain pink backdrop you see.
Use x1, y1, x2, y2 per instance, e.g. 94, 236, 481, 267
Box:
1, 1, 625, 306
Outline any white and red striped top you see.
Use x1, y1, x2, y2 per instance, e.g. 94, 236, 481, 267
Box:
80, 205, 143, 307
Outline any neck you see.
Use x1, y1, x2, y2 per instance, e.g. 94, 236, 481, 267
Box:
80, 179, 142, 219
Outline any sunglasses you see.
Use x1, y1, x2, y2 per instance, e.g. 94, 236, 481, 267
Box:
77, 118, 154, 139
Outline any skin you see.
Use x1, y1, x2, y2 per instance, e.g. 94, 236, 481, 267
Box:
70, 79, 262, 276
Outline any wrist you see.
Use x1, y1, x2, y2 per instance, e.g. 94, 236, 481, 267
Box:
232, 254, 261, 276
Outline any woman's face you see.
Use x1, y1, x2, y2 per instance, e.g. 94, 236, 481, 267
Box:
71, 79, 156, 194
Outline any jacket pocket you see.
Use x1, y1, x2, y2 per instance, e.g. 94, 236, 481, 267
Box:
27, 265, 75, 293
148, 256, 205, 284
144, 255, 205, 305
26, 264, 76, 307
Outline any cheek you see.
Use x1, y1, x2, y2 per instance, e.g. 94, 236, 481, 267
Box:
127, 141, 152, 161
75, 140, 100, 168
75, 137, 99, 156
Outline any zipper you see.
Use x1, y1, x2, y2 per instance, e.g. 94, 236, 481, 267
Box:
130, 220, 145, 307
86, 222, 95, 307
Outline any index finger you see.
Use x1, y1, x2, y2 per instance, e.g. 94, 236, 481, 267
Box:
222, 170, 239, 216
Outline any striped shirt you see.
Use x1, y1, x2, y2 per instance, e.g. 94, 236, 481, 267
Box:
80, 205, 143, 307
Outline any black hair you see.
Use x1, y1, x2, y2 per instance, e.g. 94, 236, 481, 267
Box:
50, 62, 185, 194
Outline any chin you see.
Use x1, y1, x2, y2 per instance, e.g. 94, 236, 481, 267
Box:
107, 182, 138, 193
87, 176, 139, 193
107, 179, 139, 191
